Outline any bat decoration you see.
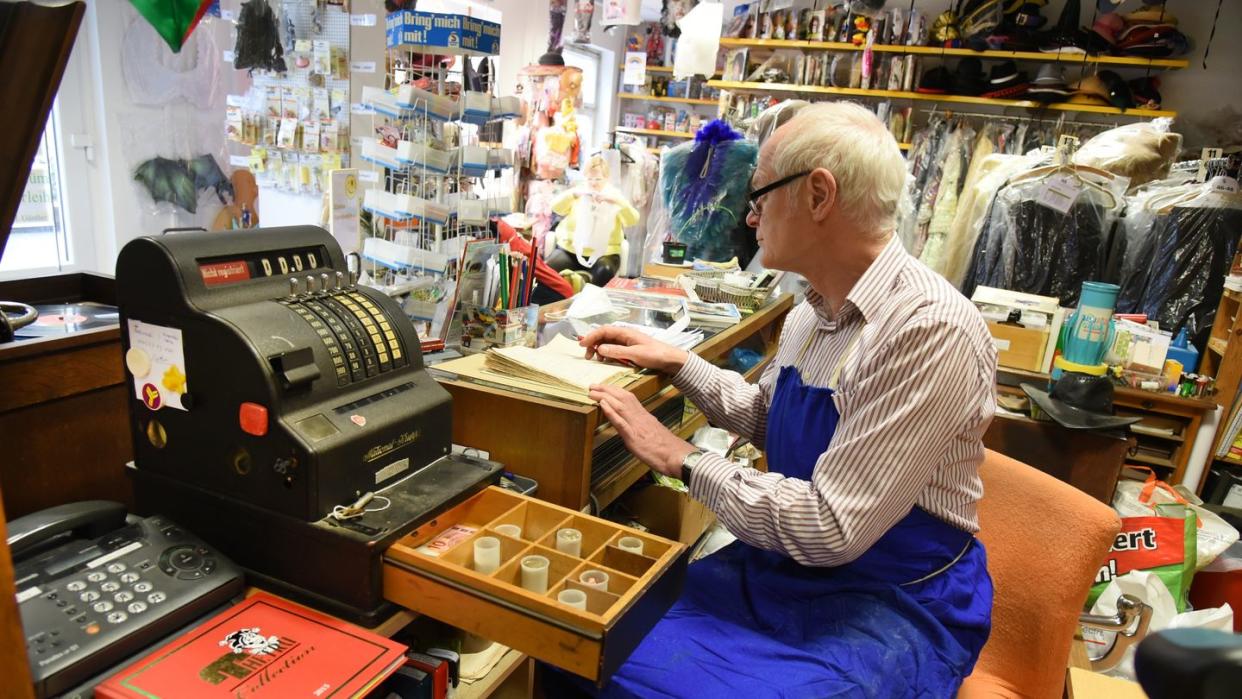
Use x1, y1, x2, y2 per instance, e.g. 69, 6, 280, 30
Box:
133, 154, 234, 214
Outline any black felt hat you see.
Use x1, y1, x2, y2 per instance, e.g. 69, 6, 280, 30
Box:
916, 66, 953, 94
1022, 373, 1142, 431
953, 57, 989, 96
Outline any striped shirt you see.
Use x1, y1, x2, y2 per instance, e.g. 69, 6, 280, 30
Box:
673, 236, 997, 567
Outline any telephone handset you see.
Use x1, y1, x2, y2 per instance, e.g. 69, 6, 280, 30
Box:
9, 501, 244, 698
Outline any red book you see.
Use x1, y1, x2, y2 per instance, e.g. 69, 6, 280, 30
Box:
96, 593, 407, 698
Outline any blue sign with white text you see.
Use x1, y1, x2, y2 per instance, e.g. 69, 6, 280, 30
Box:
385, 10, 501, 56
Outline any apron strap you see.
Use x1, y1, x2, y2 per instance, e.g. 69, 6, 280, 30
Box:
900, 536, 974, 587
794, 323, 867, 390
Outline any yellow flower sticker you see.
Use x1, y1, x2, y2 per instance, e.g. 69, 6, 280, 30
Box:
162, 364, 187, 394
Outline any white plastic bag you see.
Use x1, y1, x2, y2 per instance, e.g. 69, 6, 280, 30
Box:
673, 2, 724, 80
1084, 570, 1233, 681
1113, 470, 1240, 569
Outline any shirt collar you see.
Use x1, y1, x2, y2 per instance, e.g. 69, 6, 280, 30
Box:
805, 236, 907, 326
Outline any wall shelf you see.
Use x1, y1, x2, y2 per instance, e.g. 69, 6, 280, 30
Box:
617, 93, 718, 106
718, 37, 1190, 70
707, 80, 1178, 118
615, 126, 695, 139
617, 64, 721, 77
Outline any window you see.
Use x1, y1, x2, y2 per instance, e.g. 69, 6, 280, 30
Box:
2, 111, 72, 274
562, 45, 607, 157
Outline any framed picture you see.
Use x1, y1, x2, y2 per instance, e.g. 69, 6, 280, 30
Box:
806, 10, 826, 42
758, 11, 773, 39
725, 3, 753, 38
724, 48, 749, 82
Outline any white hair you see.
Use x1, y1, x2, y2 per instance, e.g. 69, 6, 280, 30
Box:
769, 101, 907, 233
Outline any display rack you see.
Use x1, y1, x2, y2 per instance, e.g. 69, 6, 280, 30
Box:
707, 79, 1178, 118
718, 37, 1191, 70
355, 10, 518, 346
617, 93, 718, 106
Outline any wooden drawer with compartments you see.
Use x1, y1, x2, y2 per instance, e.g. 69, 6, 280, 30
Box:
383, 486, 688, 682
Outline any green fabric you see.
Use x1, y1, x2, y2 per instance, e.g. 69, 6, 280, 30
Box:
128, 0, 212, 52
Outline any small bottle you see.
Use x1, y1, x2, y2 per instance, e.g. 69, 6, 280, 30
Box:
241, 204, 253, 228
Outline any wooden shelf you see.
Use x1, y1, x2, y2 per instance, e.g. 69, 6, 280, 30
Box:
615, 126, 696, 139
458, 649, 529, 699
718, 37, 1190, 69
617, 64, 721, 77
1210, 337, 1229, 356
1225, 288, 1242, 303
1130, 452, 1176, 469
708, 80, 1178, 117
618, 92, 717, 106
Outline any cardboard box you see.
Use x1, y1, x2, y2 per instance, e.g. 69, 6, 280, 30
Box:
972, 286, 1065, 372
619, 483, 716, 548
987, 320, 1050, 371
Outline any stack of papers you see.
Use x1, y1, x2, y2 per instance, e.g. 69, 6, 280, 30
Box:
484, 335, 636, 398
687, 300, 742, 327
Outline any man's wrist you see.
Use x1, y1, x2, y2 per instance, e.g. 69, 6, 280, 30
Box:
662, 348, 690, 375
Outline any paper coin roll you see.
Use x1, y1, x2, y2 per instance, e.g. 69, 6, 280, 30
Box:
556, 528, 582, 557
617, 536, 644, 555
473, 536, 501, 574
520, 555, 550, 593
558, 588, 587, 610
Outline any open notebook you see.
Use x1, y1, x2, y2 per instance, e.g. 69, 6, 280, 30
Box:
484, 334, 636, 397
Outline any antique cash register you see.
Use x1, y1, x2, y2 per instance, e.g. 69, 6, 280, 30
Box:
115, 226, 502, 622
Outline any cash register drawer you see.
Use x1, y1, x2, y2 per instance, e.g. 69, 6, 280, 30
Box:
383, 486, 688, 682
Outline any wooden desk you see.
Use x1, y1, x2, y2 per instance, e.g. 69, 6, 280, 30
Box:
435, 294, 795, 511
996, 367, 1216, 490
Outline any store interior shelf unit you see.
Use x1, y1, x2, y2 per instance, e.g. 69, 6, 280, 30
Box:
615, 126, 695, 139
718, 37, 1191, 69
707, 80, 1178, 118
617, 93, 718, 106
618, 64, 720, 77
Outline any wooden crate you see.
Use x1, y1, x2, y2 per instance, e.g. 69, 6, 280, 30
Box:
383, 486, 687, 683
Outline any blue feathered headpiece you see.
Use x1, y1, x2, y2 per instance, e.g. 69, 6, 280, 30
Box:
661, 120, 757, 262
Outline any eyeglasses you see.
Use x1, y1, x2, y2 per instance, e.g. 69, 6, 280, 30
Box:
746, 170, 812, 217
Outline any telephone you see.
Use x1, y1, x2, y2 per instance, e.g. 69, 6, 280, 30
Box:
9, 501, 244, 698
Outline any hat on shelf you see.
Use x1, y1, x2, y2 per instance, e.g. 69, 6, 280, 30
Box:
985, 31, 1041, 51
953, 57, 990, 96
1124, 7, 1178, 26
1007, 2, 1047, 29
1003, 0, 1047, 12
1095, 0, 1124, 14
915, 66, 953, 94
1028, 64, 1071, 102
1116, 24, 1188, 57
1092, 12, 1125, 45
1072, 71, 1134, 109
1128, 76, 1163, 110
1039, 0, 1088, 54
981, 60, 1030, 98
959, 0, 1003, 39
1021, 373, 1143, 431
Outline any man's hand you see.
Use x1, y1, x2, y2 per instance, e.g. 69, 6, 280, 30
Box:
580, 326, 689, 375
590, 384, 695, 477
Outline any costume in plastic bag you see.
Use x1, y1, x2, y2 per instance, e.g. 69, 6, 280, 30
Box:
1115, 178, 1242, 352
964, 168, 1127, 306
659, 120, 757, 263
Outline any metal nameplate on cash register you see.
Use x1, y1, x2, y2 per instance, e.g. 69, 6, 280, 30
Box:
115, 226, 501, 622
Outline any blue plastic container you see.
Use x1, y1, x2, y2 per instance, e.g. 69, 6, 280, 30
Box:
1166, 328, 1200, 373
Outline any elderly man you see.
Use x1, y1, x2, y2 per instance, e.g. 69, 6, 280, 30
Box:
581, 103, 998, 697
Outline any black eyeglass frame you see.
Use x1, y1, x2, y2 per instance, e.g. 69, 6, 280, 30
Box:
746, 170, 813, 216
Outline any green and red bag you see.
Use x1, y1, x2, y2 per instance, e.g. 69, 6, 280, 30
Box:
1088, 504, 1197, 612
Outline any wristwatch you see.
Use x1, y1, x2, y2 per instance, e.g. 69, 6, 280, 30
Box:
681, 450, 706, 488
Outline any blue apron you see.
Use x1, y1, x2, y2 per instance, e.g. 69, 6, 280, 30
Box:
596, 327, 994, 698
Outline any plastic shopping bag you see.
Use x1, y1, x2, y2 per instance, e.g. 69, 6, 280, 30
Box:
1114, 467, 1240, 569
1088, 505, 1197, 612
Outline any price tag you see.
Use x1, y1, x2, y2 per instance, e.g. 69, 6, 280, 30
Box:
1210, 176, 1240, 194
359, 170, 380, 183
222, 50, 234, 63
350, 61, 376, 74
220, 9, 235, 21
350, 102, 373, 115
1034, 174, 1083, 215
229, 154, 250, 167
349, 13, 376, 26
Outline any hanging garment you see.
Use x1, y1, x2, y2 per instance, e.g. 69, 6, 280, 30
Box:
921, 125, 974, 271
122, 16, 220, 109
595, 333, 993, 698
660, 120, 757, 262
552, 185, 640, 267
1118, 191, 1242, 351
966, 178, 1119, 305
943, 152, 1046, 289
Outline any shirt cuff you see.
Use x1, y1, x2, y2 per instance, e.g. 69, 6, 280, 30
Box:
672, 352, 716, 393
688, 452, 739, 509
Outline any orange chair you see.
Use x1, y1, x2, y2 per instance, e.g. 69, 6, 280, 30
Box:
959, 450, 1122, 698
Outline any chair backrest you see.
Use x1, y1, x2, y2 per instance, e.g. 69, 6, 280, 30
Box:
959, 450, 1121, 699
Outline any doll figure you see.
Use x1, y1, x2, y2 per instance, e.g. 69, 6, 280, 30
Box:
546, 154, 639, 285
772, 11, 785, 40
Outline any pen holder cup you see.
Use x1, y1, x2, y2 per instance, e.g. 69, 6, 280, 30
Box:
454, 303, 539, 355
